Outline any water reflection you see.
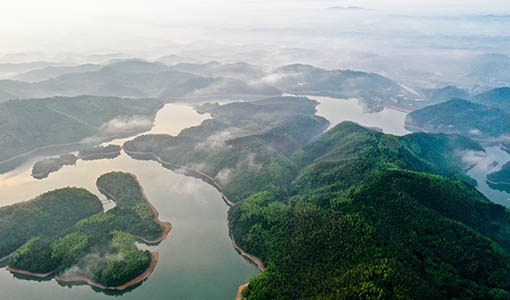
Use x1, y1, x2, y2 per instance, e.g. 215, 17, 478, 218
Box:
467, 146, 510, 207
0, 103, 257, 300
312, 96, 410, 136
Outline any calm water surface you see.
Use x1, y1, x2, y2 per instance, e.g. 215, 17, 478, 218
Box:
312, 96, 410, 136
0, 103, 259, 300
1, 100, 509, 299
467, 146, 510, 207
313, 96, 510, 205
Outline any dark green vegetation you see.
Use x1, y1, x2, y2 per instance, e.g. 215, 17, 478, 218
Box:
32, 154, 78, 179
487, 162, 510, 193
121, 93, 510, 298
405, 98, 510, 140
92, 172, 164, 240
6, 172, 162, 287
78, 144, 122, 160
0, 95, 162, 172
221, 122, 510, 300
92, 231, 151, 287
0, 188, 102, 261
124, 96, 330, 203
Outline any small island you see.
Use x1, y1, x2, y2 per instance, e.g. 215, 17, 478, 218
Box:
77, 144, 122, 161
31, 145, 123, 179
4, 172, 171, 291
487, 162, 510, 193
32, 154, 78, 179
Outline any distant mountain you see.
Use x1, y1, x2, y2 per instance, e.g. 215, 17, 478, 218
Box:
169, 61, 267, 81
473, 87, 510, 113
0, 61, 66, 77
468, 54, 510, 86
0, 60, 280, 101
405, 98, 510, 141
270, 64, 418, 111
156, 54, 202, 65
420, 86, 471, 104
0, 95, 164, 172
13, 64, 103, 82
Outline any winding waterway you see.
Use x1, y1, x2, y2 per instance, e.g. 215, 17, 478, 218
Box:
1, 99, 509, 299
0, 103, 259, 300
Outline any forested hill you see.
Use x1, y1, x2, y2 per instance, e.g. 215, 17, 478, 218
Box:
228, 122, 510, 299
0, 95, 163, 170
473, 87, 510, 113
120, 95, 510, 299
405, 98, 510, 140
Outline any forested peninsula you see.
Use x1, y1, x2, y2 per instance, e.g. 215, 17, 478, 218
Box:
2, 172, 170, 290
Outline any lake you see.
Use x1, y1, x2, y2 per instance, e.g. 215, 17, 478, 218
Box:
312, 96, 410, 136
0, 103, 259, 300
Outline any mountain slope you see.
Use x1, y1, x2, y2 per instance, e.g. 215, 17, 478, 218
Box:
405, 99, 510, 140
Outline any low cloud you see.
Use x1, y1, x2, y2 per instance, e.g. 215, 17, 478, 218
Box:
469, 129, 482, 136
100, 115, 153, 135
215, 168, 233, 185
457, 150, 487, 169
195, 128, 246, 151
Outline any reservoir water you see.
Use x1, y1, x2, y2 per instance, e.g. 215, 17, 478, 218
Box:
312, 96, 410, 136
0, 103, 259, 300
1, 99, 509, 299
313, 96, 510, 205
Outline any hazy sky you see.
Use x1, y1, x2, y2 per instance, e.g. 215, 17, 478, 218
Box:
1, 0, 510, 59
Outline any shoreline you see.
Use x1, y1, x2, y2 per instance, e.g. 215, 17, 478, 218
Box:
0, 133, 133, 168
55, 252, 160, 291
230, 236, 265, 273
486, 178, 510, 186
7, 174, 170, 291
123, 149, 265, 300
236, 283, 249, 300
77, 150, 122, 160
123, 149, 235, 206
96, 176, 172, 245
6, 266, 55, 278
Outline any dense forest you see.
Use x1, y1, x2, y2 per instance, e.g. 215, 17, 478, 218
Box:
122, 95, 510, 299
0, 188, 102, 260
5, 172, 166, 287
0, 95, 163, 172
226, 123, 510, 299
405, 98, 510, 140
124, 96, 330, 203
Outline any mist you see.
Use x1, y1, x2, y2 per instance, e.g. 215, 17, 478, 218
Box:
2, 0, 510, 89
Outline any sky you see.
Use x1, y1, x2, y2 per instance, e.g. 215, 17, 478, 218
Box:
1, 0, 510, 60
